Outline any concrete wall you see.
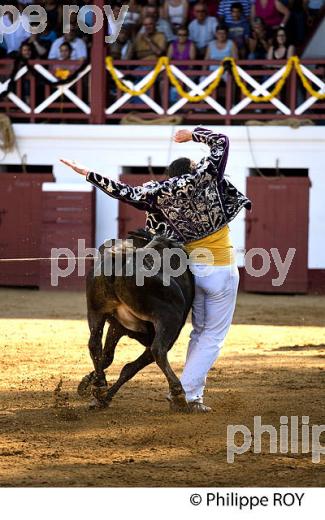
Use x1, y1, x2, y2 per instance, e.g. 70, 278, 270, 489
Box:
1, 124, 325, 268
303, 17, 325, 58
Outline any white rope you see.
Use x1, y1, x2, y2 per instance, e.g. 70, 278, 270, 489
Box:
0, 257, 95, 262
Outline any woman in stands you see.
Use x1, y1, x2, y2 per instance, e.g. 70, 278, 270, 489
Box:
205, 25, 238, 69
267, 27, 295, 60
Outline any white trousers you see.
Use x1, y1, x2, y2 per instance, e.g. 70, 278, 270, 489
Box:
180, 263, 239, 402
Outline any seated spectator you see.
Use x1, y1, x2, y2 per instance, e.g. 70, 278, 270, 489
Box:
248, 16, 271, 58
267, 27, 295, 59
188, 2, 218, 58
0, 8, 31, 57
218, 0, 252, 24
18, 42, 36, 104
27, 24, 57, 58
167, 25, 196, 63
141, 5, 176, 41
124, 0, 142, 35
226, 2, 250, 57
108, 26, 134, 60
162, 0, 189, 31
19, 42, 36, 61
189, 0, 219, 21
134, 16, 167, 60
167, 25, 196, 103
51, 42, 81, 79
205, 25, 238, 68
251, 0, 291, 31
48, 26, 88, 61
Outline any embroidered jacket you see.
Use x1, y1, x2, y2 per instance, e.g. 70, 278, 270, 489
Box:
86, 127, 252, 243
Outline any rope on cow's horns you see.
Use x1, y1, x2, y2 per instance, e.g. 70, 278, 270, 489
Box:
106, 56, 325, 102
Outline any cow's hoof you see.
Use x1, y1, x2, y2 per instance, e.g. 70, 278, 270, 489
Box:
169, 394, 190, 413
77, 373, 96, 398
92, 384, 109, 402
88, 397, 110, 410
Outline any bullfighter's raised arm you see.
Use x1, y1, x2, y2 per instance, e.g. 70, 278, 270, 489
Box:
192, 126, 229, 181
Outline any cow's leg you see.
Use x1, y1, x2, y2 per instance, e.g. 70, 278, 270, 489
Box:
101, 349, 154, 405
102, 321, 125, 370
151, 319, 189, 413
78, 320, 124, 398
86, 311, 106, 389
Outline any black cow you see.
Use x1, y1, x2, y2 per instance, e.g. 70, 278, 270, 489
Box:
78, 230, 194, 412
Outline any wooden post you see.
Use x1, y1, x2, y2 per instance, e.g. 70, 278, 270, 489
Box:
90, 0, 106, 124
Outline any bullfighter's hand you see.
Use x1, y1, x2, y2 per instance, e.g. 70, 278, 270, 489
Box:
60, 158, 90, 176
173, 130, 193, 143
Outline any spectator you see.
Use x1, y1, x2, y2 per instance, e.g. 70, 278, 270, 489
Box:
27, 24, 57, 58
18, 42, 36, 104
248, 16, 271, 58
48, 25, 88, 61
189, 0, 219, 20
267, 27, 295, 59
226, 2, 250, 57
0, 8, 31, 56
19, 41, 36, 60
205, 25, 238, 67
188, 2, 218, 58
218, 0, 252, 24
167, 24, 196, 63
108, 26, 134, 59
167, 25, 196, 103
162, 0, 189, 31
51, 42, 81, 79
124, 0, 142, 32
251, 0, 291, 30
141, 5, 176, 41
134, 16, 167, 59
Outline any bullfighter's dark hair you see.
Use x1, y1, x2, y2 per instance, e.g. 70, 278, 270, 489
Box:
166, 157, 192, 178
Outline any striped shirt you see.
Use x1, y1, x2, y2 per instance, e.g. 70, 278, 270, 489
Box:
218, 0, 252, 25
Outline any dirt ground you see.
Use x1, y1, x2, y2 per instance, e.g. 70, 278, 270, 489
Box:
0, 288, 324, 487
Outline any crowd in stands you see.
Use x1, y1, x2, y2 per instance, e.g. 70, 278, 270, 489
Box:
0, 0, 324, 71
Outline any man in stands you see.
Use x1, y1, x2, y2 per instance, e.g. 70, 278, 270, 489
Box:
188, 2, 218, 58
134, 16, 167, 60
141, 5, 175, 43
0, 4, 31, 57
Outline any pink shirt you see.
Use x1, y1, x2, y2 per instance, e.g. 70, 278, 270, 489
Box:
255, 0, 283, 28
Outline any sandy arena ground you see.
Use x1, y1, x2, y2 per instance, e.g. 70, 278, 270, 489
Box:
0, 288, 324, 487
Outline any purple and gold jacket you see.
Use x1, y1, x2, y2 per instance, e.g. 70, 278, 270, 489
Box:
86, 127, 251, 243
